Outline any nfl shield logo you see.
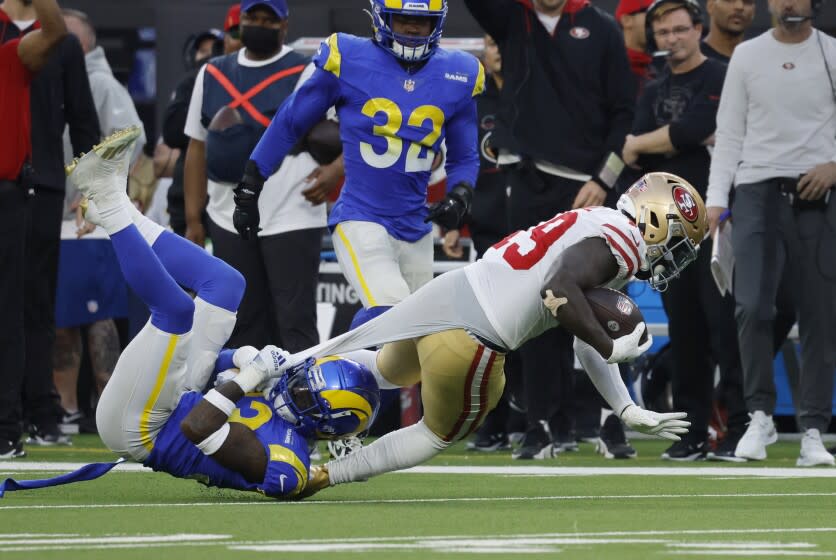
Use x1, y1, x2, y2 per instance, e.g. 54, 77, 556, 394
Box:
404, 79, 416, 92
616, 296, 633, 316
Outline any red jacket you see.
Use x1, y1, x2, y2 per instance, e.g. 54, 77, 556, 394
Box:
0, 38, 31, 181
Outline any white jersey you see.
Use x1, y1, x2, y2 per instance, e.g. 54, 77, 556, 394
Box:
464, 207, 647, 350
288, 207, 646, 365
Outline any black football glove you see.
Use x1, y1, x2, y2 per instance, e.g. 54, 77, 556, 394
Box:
424, 182, 473, 230
233, 160, 266, 240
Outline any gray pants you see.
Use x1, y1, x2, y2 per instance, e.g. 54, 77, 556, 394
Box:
732, 181, 836, 431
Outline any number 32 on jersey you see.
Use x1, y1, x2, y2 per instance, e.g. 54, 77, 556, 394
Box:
360, 97, 444, 172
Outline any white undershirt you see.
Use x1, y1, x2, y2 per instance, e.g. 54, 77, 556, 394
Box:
536, 12, 561, 34
185, 47, 326, 236
706, 29, 836, 208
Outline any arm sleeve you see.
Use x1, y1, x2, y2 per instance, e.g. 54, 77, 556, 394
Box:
163, 73, 197, 149
463, 0, 516, 41
63, 36, 101, 155
249, 67, 341, 179
260, 444, 309, 498
601, 25, 638, 159
706, 53, 747, 208
668, 66, 725, 150
444, 97, 480, 190
574, 338, 634, 413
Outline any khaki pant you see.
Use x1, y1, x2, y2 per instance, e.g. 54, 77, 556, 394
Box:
378, 329, 506, 442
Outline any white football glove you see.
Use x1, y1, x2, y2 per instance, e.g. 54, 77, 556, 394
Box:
232, 345, 292, 393
606, 323, 652, 364
231, 345, 259, 369
620, 404, 690, 441
252, 345, 293, 379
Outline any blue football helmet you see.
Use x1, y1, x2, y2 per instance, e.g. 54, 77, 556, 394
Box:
267, 356, 380, 440
369, 0, 447, 62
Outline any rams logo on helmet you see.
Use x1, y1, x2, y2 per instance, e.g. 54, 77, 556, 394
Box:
268, 356, 381, 440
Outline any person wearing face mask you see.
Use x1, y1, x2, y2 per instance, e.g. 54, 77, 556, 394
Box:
183, 0, 338, 358
164, 9, 239, 239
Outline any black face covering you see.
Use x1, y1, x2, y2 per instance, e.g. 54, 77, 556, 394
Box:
240, 25, 282, 56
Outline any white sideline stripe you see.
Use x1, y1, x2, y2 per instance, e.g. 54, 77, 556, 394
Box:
229, 528, 836, 546
669, 551, 831, 556
0, 462, 149, 473
1, 493, 835, 511
0, 534, 228, 546
402, 466, 836, 477
3, 461, 836, 478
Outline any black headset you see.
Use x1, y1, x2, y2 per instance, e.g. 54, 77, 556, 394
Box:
645, 0, 703, 54
182, 29, 225, 70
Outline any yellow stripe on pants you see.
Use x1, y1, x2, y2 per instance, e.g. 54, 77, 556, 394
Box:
335, 224, 377, 307
139, 334, 179, 451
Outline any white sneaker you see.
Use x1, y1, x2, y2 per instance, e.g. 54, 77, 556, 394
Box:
796, 429, 836, 467
734, 411, 777, 460
66, 126, 141, 202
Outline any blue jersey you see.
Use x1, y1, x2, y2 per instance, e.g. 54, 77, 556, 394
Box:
143, 391, 310, 498
251, 34, 484, 242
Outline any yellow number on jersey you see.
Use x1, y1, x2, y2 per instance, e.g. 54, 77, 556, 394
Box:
229, 399, 273, 431
359, 97, 445, 171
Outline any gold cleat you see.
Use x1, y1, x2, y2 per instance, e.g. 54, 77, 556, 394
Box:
65, 126, 142, 177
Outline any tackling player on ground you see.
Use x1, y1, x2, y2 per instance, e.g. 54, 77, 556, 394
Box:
276, 172, 709, 497
1, 128, 380, 499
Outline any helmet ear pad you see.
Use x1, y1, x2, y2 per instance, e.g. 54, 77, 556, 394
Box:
644, 0, 703, 54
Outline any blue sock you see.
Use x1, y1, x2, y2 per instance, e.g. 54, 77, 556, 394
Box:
349, 306, 392, 330
151, 231, 245, 313
110, 226, 194, 334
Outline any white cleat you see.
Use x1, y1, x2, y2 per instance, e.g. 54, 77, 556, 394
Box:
65, 126, 141, 202
734, 410, 777, 461
796, 429, 836, 467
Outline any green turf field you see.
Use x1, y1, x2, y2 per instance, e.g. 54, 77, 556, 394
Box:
1, 435, 834, 559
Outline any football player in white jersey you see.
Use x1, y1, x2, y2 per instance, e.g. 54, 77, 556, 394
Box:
266, 172, 709, 497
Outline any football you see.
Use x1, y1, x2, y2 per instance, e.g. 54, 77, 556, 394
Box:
305, 119, 342, 165
584, 287, 648, 343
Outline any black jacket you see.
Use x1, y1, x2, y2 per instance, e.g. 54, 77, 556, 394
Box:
632, 58, 727, 199
163, 69, 200, 232
0, 20, 99, 190
465, 0, 636, 176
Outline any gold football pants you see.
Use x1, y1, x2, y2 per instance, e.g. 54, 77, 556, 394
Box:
378, 329, 506, 442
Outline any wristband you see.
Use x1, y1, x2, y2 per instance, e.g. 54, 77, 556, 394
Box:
196, 423, 230, 456
595, 152, 626, 190
204, 389, 236, 417
233, 363, 267, 393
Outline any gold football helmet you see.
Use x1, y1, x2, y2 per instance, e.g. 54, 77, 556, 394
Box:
616, 172, 708, 291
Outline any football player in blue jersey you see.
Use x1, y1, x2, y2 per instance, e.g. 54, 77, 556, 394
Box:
234, 0, 484, 329
0, 128, 380, 500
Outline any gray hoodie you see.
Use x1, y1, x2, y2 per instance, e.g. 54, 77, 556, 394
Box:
63, 46, 147, 218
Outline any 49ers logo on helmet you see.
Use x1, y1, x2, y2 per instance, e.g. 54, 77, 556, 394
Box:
673, 186, 698, 223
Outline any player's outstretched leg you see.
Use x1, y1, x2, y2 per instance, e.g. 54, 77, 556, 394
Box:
68, 128, 196, 459
77, 135, 246, 391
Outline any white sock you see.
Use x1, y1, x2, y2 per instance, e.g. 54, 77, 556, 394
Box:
127, 202, 165, 246
327, 419, 448, 485
339, 349, 401, 390
93, 188, 133, 235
